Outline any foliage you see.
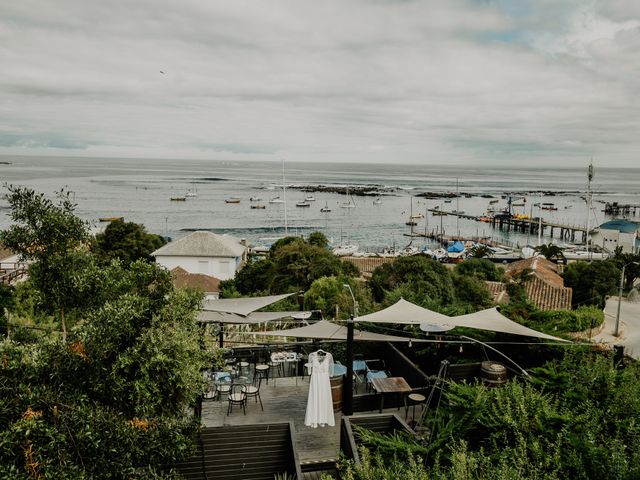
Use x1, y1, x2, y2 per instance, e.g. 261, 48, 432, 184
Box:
369, 256, 454, 305
307, 231, 329, 248
0, 186, 91, 338
337, 351, 640, 480
0, 188, 208, 478
93, 219, 166, 265
450, 274, 494, 310
563, 260, 620, 308
229, 235, 357, 295
454, 258, 503, 281
534, 243, 565, 261
611, 249, 640, 291
467, 244, 492, 259
304, 276, 373, 319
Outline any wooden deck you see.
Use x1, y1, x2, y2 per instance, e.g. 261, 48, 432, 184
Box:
201, 376, 342, 463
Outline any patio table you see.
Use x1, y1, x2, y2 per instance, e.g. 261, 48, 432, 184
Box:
371, 376, 412, 413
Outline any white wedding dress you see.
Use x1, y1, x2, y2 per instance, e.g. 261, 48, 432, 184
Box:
304, 351, 335, 428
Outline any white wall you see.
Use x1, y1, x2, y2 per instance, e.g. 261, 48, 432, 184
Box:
155, 255, 239, 280
591, 229, 638, 254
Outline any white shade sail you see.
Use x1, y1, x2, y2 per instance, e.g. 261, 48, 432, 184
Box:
259, 320, 425, 343
355, 299, 568, 342
201, 293, 295, 316
198, 310, 311, 325
353, 298, 453, 325
448, 307, 569, 342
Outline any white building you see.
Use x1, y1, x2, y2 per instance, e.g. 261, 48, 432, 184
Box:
590, 219, 640, 254
152, 231, 247, 280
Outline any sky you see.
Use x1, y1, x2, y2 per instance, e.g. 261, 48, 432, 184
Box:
1, 0, 639, 167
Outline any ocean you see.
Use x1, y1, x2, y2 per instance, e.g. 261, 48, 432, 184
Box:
1, 155, 639, 251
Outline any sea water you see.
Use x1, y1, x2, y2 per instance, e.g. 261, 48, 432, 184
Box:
1, 155, 639, 251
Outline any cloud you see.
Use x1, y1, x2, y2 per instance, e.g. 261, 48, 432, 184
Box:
0, 0, 639, 166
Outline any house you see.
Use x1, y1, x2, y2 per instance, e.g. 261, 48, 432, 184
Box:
151, 231, 247, 281
590, 219, 640, 254
171, 267, 220, 300
503, 256, 572, 310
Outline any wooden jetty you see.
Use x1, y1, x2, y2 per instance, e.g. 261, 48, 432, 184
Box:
604, 202, 640, 217
427, 209, 588, 242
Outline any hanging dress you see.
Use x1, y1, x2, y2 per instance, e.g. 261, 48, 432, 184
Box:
304, 351, 335, 428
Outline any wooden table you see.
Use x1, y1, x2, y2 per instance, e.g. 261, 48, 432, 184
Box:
371, 377, 412, 413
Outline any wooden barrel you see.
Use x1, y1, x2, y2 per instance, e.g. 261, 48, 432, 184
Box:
481, 361, 507, 388
330, 375, 343, 412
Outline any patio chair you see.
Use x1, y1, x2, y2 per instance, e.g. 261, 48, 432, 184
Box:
366, 369, 390, 392
242, 377, 264, 411
227, 384, 246, 415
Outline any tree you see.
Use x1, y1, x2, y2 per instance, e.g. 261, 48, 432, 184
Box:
304, 276, 372, 319
94, 219, 166, 265
467, 244, 492, 259
369, 256, 454, 305
307, 231, 329, 248
451, 274, 494, 309
455, 258, 503, 282
534, 243, 565, 261
0, 186, 91, 340
563, 260, 620, 308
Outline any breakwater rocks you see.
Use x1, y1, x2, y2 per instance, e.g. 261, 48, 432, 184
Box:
286, 184, 395, 197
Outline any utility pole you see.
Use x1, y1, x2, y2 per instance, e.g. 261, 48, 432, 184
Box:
615, 261, 639, 336
343, 284, 357, 416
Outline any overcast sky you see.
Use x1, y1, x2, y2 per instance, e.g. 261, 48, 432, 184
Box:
1, 0, 639, 167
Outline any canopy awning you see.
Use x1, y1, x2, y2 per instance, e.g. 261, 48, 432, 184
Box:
259, 320, 425, 342
201, 293, 295, 316
198, 310, 311, 325
354, 298, 452, 325
355, 299, 568, 342
445, 307, 569, 342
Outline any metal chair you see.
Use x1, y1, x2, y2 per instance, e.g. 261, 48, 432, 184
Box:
227, 384, 246, 415
255, 364, 270, 384
242, 377, 263, 411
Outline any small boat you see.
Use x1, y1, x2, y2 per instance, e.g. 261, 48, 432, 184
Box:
185, 191, 197, 198
340, 186, 356, 208
250, 196, 263, 202
444, 199, 452, 203
304, 195, 316, 202
251, 204, 266, 209
320, 202, 331, 213
406, 220, 418, 226
269, 196, 284, 204
432, 210, 448, 216
512, 203, 525, 207
373, 197, 382, 205
489, 199, 499, 204
451, 210, 465, 214
225, 198, 241, 204
171, 196, 186, 201
541, 206, 558, 211
296, 201, 310, 208
332, 244, 359, 256
98, 216, 124, 222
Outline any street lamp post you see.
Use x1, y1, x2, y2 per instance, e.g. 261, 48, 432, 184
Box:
614, 261, 639, 337
343, 284, 357, 416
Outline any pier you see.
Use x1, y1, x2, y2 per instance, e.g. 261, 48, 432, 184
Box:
604, 202, 640, 217
426, 209, 588, 242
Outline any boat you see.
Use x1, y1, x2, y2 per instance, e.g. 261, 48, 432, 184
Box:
250, 196, 263, 202
444, 199, 452, 203
512, 203, 525, 207
296, 201, 310, 208
432, 210, 448, 216
332, 244, 359, 256
185, 191, 197, 198
489, 199, 499, 204
340, 186, 356, 208
269, 196, 284, 204
98, 216, 124, 222
304, 195, 316, 202
373, 197, 382, 205
405, 220, 418, 226
225, 198, 241, 204
320, 202, 331, 213
251, 204, 266, 209
541, 206, 558, 211
171, 196, 186, 201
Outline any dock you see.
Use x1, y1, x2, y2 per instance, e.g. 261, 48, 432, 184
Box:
426, 209, 588, 242
604, 202, 640, 217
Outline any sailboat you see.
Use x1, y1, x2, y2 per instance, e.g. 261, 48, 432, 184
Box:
451, 178, 464, 214
320, 201, 331, 213
340, 186, 356, 208
373, 197, 382, 205
185, 185, 197, 198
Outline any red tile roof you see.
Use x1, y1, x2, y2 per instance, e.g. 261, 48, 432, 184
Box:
171, 267, 220, 293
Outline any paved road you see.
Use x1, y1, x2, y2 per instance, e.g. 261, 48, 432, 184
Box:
592, 297, 640, 359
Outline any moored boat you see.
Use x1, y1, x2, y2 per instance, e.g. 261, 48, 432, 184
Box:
225, 198, 241, 204
171, 196, 186, 201
296, 201, 311, 208
251, 204, 266, 209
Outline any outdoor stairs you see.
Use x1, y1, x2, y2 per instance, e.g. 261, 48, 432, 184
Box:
300, 459, 338, 479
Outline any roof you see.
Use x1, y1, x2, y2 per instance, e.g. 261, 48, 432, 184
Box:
171, 267, 220, 293
484, 281, 508, 303
505, 257, 572, 310
598, 219, 640, 233
201, 293, 295, 316
152, 231, 246, 258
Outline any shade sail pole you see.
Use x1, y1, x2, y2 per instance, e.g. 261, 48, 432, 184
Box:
344, 315, 354, 416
